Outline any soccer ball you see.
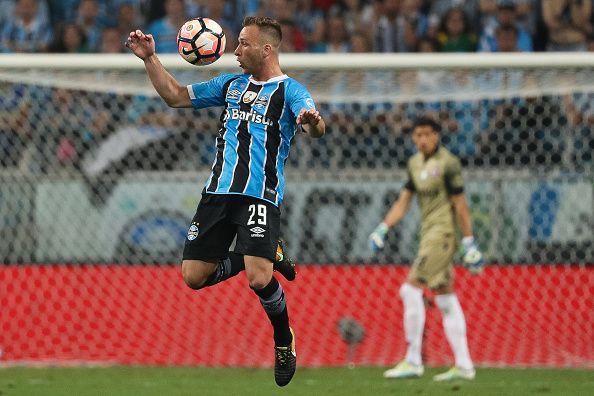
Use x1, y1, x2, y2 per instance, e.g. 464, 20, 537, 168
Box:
177, 17, 226, 66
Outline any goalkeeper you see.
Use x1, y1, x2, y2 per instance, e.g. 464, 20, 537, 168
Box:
369, 116, 484, 381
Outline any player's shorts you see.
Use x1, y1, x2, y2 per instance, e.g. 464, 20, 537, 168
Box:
182, 193, 280, 262
408, 232, 457, 289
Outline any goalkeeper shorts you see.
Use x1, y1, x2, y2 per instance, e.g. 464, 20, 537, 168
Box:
408, 232, 457, 289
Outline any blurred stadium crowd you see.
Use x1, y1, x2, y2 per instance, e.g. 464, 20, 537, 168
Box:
0, 0, 593, 175
1, 0, 594, 54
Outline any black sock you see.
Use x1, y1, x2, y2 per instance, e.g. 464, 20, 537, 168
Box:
204, 253, 245, 287
252, 276, 292, 346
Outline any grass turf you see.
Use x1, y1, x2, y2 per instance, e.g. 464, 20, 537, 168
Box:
0, 366, 592, 395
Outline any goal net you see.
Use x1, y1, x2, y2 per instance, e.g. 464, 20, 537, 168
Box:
0, 53, 592, 368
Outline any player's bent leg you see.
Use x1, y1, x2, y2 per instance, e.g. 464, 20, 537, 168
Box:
181, 255, 246, 289
181, 259, 218, 289
245, 255, 296, 386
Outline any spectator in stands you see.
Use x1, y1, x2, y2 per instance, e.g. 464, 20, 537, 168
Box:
115, 1, 143, 44
279, 18, 306, 52
49, 23, 88, 52
146, 0, 188, 53
330, 0, 367, 36
294, 0, 325, 52
350, 29, 372, 52
561, 79, 594, 166
101, 26, 124, 53
493, 24, 519, 52
436, 7, 477, 52
397, 0, 429, 52
429, 0, 480, 35
542, 0, 593, 51
479, 0, 533, 52
320, 14, 350, 53
76, 0, 104, 52
415, 36, 439, 52
478, 93, 565, 167
372, 0, 401, 52
0, 0, 52, 53
477, 0, 540, 35
0, 84, 31, 168
0, 0, 50, 26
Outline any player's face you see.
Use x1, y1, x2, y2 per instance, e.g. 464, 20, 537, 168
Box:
235, 26, 264, 74
412, 126, 439, 155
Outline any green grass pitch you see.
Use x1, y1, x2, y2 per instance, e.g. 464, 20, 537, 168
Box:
0, 366, 592, 395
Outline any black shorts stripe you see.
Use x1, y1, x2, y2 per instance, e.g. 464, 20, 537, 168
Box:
263, 82, 285, 203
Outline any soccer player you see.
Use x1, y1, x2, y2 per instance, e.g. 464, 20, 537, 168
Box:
125, 16, 325, 386
369, 116, 484, 381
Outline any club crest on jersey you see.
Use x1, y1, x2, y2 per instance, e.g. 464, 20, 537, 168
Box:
242, 91, 258, 103
187, 223, 199, 241
253, 95, 269, 110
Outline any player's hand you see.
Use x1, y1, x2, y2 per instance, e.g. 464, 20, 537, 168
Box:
462, 236, 484, 275
369, 223, 389, 253
125, 30, 156, 60
297, 109, 321, 127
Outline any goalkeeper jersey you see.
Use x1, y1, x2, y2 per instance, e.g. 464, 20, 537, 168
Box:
187, 73, 316, 206
404, 146, 465, 238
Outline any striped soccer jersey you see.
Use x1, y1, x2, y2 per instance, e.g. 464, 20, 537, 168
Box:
187, 73, 316, 206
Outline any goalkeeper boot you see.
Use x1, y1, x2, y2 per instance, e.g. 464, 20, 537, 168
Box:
273, 238, 296, 281
383, 361, 424, 379
433, 367, 476, 381
274, 327, 296, 387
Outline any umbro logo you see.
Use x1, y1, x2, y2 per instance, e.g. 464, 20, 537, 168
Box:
227, 89, 241, 101
250, 226, 266, 238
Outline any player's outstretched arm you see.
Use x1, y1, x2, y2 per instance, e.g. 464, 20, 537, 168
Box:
369, 189, 413, 252
125, 30, 191, 108
297, 109, 325, 138
450, 193, 484, 274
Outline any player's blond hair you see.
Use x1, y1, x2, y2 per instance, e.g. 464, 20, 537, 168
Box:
243, 16, 282, 48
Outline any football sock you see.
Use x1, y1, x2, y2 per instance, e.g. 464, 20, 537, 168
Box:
253, 276, 292, 346
399, 283, 425, 366
435, 293, 474, 370
204, 253, 245, 286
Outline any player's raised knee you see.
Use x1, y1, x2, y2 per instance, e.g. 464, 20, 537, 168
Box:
181, 260, 211, 290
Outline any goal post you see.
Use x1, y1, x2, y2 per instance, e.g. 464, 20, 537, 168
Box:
0, 53, 592, 368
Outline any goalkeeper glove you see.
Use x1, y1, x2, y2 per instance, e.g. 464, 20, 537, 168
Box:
462, 236, 484, 275
369, 222, 389, 253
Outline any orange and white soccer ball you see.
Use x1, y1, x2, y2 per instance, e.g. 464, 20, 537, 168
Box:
177, 18, 226, 66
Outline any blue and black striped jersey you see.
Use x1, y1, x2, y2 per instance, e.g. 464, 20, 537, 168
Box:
187, 73, 316, 206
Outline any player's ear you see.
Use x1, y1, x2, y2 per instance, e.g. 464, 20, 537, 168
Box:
262, 43, 273, 56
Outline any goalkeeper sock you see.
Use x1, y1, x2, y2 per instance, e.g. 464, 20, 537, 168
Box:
435, 293, 473, 370
253, 276, 292, 346
399, 283, 425, 366
204, 253, 245, 286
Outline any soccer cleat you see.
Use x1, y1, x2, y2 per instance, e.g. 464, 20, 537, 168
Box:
432, 367, 476, 381
274, 327, 296, 387
273, 238, 296, 281
383, 361, 424, 379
